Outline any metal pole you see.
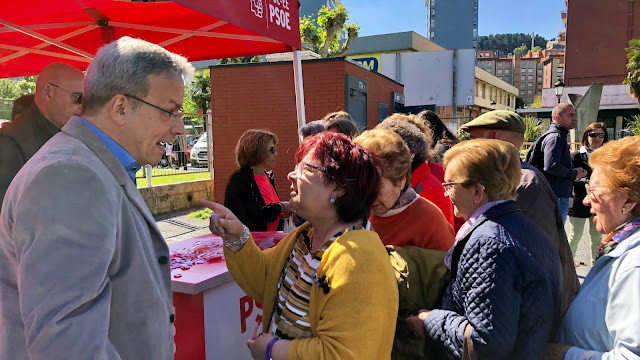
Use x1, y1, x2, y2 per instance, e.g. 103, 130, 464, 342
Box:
207, 110, 213, 180
292, 49, 306, 138
146, 164, 152, 187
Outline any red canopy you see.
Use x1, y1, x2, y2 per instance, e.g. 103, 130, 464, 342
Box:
0, 0, 301, 78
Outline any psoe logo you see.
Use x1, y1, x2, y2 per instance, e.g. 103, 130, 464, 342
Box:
251, 0, 263, 18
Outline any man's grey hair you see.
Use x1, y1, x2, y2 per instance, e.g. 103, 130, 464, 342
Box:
83, 36, 195, 114
551, 103, 573, 120
377, 118, 429, 164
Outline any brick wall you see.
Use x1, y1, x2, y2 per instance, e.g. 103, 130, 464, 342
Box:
210, 58, 403, 204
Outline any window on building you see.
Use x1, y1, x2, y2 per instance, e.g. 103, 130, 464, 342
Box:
537, 83, 542, 88
557, 68, 563, 73
521, 83, 526, 88
528, 75, 533, 80
499, 76, 503, 80
528, 82, 533, 87
538, 63, 543, 67
479, 61, 484, 65
528, 68, 533, 73
498, 69, 503, 74
520, 75, 525, 80
431, 32, 435, 38
521, 68, 526, 74
537, 76, 542, 82
431, 19, 435, 27
482, 84, 486, 98
505, 69, 510, 74
528, 90, 532, 94
505, 76, 510, 81
528, 61, 533, 66
487, 60, 492, 65
538, 69, 543, 75
487, 69, 492, 73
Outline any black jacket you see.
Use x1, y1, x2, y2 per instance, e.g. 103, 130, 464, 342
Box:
224, 165, 283, 231
0, 95, 59, 209
568, 149, 592, 218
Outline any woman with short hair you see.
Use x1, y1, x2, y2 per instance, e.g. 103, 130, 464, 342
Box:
567, 122, 608, 264
354, 128, 454, 251
406, 139, 562, 359
202, 132, 398, 359
548, 136, 640, 360
224, 129, 289, 231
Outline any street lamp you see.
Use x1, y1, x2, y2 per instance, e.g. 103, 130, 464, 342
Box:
554, 80, 565, 103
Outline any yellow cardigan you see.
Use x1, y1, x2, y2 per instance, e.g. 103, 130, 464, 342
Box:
224, 222, 399, 360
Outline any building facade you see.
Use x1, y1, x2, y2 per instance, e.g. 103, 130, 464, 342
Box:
426, 0, 478, 50
564, 0, 640, 86
299, 0, 336, 18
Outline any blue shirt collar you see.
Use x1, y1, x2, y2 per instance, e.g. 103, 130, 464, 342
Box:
78, 117, 140, 183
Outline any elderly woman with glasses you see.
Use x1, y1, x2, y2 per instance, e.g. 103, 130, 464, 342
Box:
546, 136, 640, 360
567, 123, 609, 264
224, 129, 290, 231
406, 139, 562, 360
201, 132, 398, 360
354, 128, 454, 251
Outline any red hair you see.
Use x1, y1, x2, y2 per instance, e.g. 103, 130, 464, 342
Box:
295, 132, 382, 223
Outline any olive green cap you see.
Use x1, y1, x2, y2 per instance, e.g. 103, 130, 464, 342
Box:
460, 110, 525, 134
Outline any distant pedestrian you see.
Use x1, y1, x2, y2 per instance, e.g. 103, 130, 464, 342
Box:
567, 123, 608, 264
417, 110, 459, 163
323, 110, 359, 138
298, 119, 327, 142
541, 103, 588, 223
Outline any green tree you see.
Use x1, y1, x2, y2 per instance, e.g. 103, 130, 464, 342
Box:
16, 75, 37, 95
187, 70, 211, 113
531, 46, 542, 53
530, 95, 542, 108
300, 4, 359, 57
478, 33, 548, 56
625, 115, 640, 136
623, 39, 640, 100
523, 115, 542, 142
513, 45, 528, 56
218, 56, 263, 65
0, 79, 20, 100
515, 96, 525, 109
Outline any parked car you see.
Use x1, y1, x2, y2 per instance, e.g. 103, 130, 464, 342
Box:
190, 133, 209, 167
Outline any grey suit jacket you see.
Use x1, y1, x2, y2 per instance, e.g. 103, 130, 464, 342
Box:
0, 116, 175, 359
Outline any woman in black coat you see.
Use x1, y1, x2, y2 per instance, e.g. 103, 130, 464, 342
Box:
567, 122, 607, 264
224, 129, 290, 231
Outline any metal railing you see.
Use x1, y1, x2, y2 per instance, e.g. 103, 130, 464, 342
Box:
137, 113, 213, 187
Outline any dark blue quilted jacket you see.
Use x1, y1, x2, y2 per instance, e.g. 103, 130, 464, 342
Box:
424, 201, 562, 359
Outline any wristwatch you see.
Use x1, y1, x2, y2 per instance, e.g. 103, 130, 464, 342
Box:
223, 225, 250, 249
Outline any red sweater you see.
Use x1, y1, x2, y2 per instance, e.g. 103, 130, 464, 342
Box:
411, 162, 454, 226
369, 196, 455, 251
424, 162, 465, 233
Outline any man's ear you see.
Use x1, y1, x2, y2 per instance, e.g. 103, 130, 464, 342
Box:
488, 130, 499, 139
41, 83, 53, 102
109, 94, 129, 126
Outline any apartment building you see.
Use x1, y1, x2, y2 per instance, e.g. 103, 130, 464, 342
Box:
426, 0, 478, 50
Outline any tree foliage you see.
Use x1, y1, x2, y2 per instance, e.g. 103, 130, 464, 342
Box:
478, 33, 548, 57
623, 39, 640, 100
625, 115, 640, 136
515, 96, 525, 109
523, 115, 542, 142
0, 76, 37, 100
513, 45, 528, 56
218, 56, 263, 65
186, 70, 211, 115
530, 95, 542, 108
531, 46, 543, 53
300, 4, 359, 57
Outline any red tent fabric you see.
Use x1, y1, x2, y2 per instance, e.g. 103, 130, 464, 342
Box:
0, 0, 301, 78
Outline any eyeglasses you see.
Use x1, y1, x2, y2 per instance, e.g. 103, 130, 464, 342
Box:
49, 83, 82, 104
585, 183, 604, 198
588, 132, 605, 139
268, 147, 277, 154
442, 181, 460, 195
124, 94, 184, 126
295, 162, 327, 178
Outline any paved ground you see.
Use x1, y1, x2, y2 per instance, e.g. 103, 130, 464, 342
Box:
155, 207, 597, 281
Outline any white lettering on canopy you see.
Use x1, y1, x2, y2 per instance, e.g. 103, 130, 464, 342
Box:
268, 0, 291, 30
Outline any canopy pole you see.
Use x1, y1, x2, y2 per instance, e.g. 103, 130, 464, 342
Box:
292, 49, 306, 140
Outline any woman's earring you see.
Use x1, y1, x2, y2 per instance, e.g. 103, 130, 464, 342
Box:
330, 197, 336, 204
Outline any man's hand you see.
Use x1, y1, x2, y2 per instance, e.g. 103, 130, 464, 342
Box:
575, 167, 588, 179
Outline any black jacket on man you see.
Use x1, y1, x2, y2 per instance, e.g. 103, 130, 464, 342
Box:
0, 95, 59, 209
224, 165, 283, 231
568, 149, 592, 218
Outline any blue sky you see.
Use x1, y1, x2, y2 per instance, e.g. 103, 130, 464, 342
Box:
341, 0, 566, 41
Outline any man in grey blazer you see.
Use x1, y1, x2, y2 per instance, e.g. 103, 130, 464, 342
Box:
0, 37, 194, 359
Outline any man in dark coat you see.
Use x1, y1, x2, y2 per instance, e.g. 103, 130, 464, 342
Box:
0, 63, 84, 209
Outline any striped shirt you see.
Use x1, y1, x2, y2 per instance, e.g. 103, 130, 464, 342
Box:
270, 226, 359, 339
